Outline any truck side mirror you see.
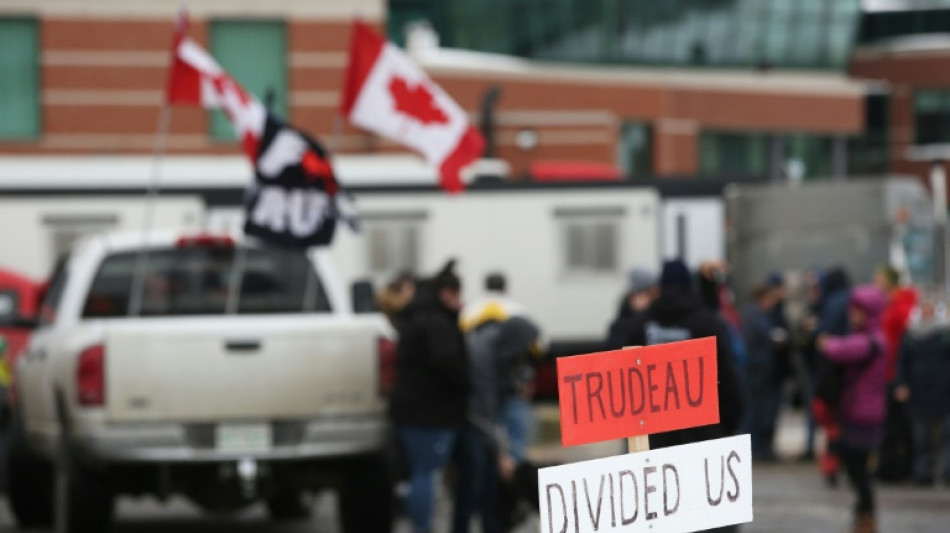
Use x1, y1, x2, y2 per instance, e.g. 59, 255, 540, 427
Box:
351, 280, 377, 314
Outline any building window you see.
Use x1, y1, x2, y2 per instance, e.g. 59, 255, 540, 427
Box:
785, 134, 834, 180
701, 130, 836, 180
618, 122, 653, 178
914, 90, 950, 145
209, 20, 287, 140
365, 219, 422, 282
0, 18, 40, 139
557, 209, 622, 276
699, 131, 768, 177
849, 93, 889, 175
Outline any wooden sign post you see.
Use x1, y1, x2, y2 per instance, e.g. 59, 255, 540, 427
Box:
624, 347, 649, 454
538, 337, 753, 533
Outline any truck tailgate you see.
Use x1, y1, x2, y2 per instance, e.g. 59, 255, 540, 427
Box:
104, 316, 381, 422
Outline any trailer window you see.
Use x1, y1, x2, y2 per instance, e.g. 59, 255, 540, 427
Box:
559, 215, 621, 275
365, 219, 421, 282
82, 246, 330, 317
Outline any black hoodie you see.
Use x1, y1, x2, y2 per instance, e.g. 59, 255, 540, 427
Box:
389, 283, 470, 428
621, 287, 746, 448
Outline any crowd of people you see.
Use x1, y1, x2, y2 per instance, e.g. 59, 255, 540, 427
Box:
607, 260, 945, 533
377, 256, 949, 533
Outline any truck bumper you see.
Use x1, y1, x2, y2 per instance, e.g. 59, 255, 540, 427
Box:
73, 417, 389, 463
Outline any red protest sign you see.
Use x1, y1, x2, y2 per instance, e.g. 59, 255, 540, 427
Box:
557, 337, 719, 447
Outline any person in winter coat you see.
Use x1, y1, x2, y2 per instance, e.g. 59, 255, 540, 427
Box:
742, 283, 782, 461
874, 264, 918, 483
622, 260, 746, 447
622, 259, 745, 533
812, 266, 852, 485
817, 284, 888, 533
390, 260, 469, 533
894, 297, 950, 486
453, 315, 540, 533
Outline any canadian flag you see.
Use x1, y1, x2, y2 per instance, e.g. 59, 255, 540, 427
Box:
164, 13, 351, 247
165, 13, 265, 161
340, 21, 485, 193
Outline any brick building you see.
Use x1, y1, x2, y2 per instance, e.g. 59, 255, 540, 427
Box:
0, 0, 869, 181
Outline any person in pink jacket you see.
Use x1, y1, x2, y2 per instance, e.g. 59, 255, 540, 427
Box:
818, 284, 888, 533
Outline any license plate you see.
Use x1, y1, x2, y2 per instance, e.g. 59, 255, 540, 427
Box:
215, 423, 272, 453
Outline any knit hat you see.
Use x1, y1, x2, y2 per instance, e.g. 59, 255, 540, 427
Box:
430, 259, 461, 291
766, 271, 784, 288
660, 259, 692, 289
628, 268, 658, 294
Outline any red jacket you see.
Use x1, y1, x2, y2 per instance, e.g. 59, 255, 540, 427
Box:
882, 287, 917, 382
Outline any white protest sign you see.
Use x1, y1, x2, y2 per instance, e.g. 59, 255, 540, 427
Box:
538, 434, 752, 533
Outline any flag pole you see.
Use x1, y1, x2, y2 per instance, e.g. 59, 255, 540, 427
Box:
128, 102, 173, 317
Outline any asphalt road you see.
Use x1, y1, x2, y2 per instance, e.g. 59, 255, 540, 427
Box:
2, 462, 950, 533
2, 409, 949, 532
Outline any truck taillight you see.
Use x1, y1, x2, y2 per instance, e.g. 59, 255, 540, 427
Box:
378, 337, 397, 396
77, 344, 105, 407
175, 234, 235, 248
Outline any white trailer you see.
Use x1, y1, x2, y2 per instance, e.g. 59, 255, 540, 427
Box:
210, 186, 661, 342
0, 196, 204, 280
0, 155, 666, 342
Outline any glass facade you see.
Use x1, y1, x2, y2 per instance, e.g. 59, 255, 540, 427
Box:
390, 0, 862, 70
0, 18, 40, 139
858, 6, 950, 44
209, 21, 287, 141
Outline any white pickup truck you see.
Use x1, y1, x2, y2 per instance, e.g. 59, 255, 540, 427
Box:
6, 230, 396, 533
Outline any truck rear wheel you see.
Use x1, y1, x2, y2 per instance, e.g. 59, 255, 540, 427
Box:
7, 420, 53, 528
53, 445, 114, 533
338, 453, 394, 533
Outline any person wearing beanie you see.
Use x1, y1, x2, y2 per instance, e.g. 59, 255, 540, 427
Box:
620, 259, 746, 533
742, 283, 782, 462
812, 266, 852, 486
817, 284, 888, 533
604, 267, 659, 350
389, 259, 469, 533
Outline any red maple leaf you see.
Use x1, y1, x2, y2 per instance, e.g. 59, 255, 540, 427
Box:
388, 76, 449, 126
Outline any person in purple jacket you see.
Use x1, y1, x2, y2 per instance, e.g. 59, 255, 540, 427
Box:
817, 284, 888, 533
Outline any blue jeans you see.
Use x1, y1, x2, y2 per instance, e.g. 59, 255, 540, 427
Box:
501, 396, 534, 463
452, 424, 501, 533
398, 425, 457, 533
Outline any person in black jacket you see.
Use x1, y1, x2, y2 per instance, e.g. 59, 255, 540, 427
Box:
390, 260, 469, 533
622, 259, 745, 445
621, 259, 746, 532
895, 297, 950, 486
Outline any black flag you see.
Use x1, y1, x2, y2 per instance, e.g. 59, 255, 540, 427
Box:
244, 114, 341, 248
